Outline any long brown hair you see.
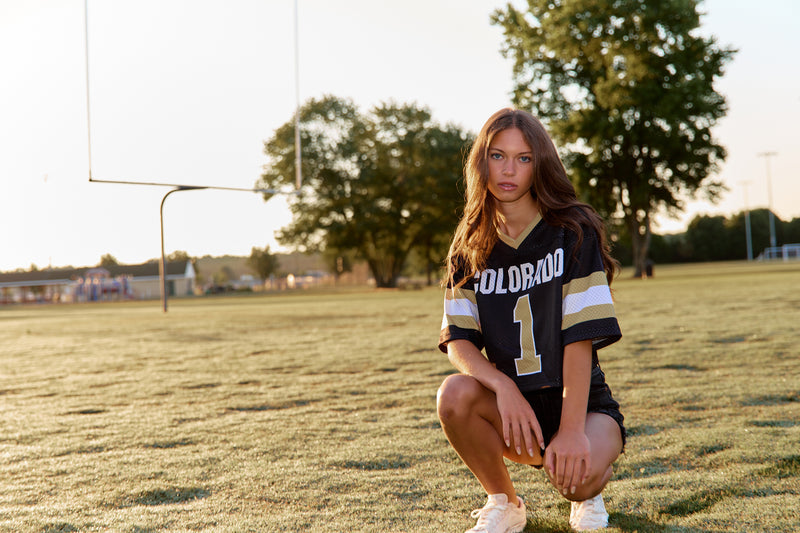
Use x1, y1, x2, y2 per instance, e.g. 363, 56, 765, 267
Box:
446, 108, 618, 287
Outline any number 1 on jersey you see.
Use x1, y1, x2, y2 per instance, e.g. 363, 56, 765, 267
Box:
513, 294, 542, 375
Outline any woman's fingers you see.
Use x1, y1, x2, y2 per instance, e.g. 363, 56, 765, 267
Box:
529, 417, 545, 453
565, 457, 581, 495
545, 445, 556, 477
510, 420, 524, 455
513, 414, 543, 458
581, 454, 592, 485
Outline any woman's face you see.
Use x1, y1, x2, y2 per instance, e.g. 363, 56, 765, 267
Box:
486, 127, 535, 206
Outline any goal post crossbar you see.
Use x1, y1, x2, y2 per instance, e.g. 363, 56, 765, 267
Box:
88, 177, 286, 195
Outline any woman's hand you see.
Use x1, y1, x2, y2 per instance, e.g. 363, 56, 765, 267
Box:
495, 382, 545, 459
545, 428, 591, 495
447, 339, 545, 459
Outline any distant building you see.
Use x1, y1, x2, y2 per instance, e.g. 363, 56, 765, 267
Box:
0, 261, 195, 304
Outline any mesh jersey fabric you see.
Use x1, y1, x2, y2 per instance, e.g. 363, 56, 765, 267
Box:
439, 214, 621, 392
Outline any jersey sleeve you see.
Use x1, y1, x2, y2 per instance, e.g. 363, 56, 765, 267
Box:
561, 228, 621, 350
438, 273, 484, 353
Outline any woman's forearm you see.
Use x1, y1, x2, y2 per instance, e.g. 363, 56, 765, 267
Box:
447, 339, 515, 394
560, 340, 592, 432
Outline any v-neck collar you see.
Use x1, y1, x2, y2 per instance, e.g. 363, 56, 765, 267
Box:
497, 213, 542, 250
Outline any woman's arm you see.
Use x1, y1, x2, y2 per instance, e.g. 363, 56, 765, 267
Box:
447, 339, 545, 457
545, 339, 593, 495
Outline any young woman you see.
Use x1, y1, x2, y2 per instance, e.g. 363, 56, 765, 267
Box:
437, 108, 625, 532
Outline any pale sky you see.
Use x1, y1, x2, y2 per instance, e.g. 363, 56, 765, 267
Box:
1, 0, 798, 272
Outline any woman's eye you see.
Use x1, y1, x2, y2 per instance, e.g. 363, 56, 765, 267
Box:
519, 155, 532, 163
490, 153, 503, 160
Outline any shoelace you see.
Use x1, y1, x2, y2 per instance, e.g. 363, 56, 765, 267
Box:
469, 502, 506, 531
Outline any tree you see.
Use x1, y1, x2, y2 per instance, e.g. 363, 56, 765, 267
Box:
685, 214, 730, 262
493, 0, 735, 277
745, 208, 783, 256
99, 254, 118, 268
256, 96, 471, 288
213, 266, 235, 286
247, 245, 280, 280
167, 250, 191, 263
783, 217, 800, 244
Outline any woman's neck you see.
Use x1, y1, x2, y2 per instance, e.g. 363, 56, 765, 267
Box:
495, 197, 539, 240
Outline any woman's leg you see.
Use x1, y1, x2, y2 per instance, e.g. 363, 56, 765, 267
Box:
548, 412, 622, 502
437, 374, 542, 502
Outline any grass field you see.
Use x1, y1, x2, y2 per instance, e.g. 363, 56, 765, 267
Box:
1, 261, 798, 532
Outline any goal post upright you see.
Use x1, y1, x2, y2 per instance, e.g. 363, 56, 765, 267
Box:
84, 0, 93, 182
293, 0, 302, 191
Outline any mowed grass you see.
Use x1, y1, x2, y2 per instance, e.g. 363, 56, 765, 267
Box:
0, 261, 798, 532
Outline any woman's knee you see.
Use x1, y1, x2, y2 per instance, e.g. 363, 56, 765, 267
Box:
565, 465, 613, 502
436, 374, 482, 422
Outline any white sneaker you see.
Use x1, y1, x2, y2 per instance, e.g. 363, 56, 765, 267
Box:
569, 494, 609, 530
465, 493, 526, 533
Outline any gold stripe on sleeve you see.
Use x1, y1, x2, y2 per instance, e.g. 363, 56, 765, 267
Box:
562, 270, 608, 299
444, 313, 481, 331
445, 285, 476, 304
561, 303, 617, 330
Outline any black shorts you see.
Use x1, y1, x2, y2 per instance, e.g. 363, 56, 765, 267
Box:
521, 366, 626, 455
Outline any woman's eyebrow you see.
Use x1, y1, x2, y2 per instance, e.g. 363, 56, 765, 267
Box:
489, 147, 532, 155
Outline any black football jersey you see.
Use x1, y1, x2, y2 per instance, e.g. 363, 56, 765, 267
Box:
439, 214, 621, 392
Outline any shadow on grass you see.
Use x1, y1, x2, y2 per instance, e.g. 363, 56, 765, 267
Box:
41, 523, 79, 533
144, 438, 195, 449
740, 391, 799, 406
609, 511, 714, 532
63, 408, 106, 415
330, 455, 413, 471
110, 486, 210, 508
759, 455, 800, 478
522, 511, 708, 532
660, 489, 728, 518
225, 398, 317, 412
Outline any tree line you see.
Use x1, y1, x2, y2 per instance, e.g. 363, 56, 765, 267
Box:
612, 209, 800, 265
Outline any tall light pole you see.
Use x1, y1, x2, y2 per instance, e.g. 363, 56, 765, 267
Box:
758, 151, 778, 249
739, 181, 753, 261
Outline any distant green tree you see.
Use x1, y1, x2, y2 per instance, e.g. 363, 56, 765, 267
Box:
257, 96, 470, 288
783, 217, 800, 244
648, 232, 691, 264
493, 0, 735, 277
167, 250, 191, 262
100, 254, 119, 268
413, 126, 474, 285
247, 246, 279, 280
747, 209, 783, 255
685, 215, 730, 262
213, 266, 235, 286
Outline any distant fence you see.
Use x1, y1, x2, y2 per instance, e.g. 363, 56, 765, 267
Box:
758, 244, 800, 261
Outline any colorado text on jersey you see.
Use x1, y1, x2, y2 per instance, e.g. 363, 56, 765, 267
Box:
472, 249, 564, 295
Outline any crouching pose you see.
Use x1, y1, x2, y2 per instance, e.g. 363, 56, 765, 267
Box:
437, 108, 625, 532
